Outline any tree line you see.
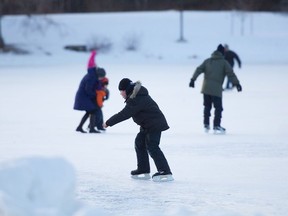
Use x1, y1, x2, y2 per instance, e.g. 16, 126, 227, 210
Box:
1, 0, 288, 15
1, 0, 287, 49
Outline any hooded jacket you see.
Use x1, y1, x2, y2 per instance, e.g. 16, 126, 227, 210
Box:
73, 68, 100, 111
191, 51, 240, 98
106, 81, 169, 132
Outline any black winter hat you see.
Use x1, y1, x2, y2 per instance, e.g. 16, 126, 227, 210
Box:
118, 78, 135, 96
118, 78, 132, 90
217, 44, 225, 55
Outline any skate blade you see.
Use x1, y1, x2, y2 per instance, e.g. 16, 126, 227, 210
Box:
131, 173, 151, 180
213, 130, 226, 135
152, 174, 174, 182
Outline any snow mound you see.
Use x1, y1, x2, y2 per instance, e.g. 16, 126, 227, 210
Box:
0, 157, 110, 216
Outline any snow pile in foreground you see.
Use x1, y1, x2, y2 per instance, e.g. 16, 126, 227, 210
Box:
0, 157, 110, 216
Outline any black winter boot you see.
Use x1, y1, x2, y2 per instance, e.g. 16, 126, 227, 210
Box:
131, 169, 150, 175
89, 114, 100, 133
76, 112, 89, 133
76, 127, 87, 133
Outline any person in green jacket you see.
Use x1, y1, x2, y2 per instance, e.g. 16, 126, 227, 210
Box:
189, 44, 242, 134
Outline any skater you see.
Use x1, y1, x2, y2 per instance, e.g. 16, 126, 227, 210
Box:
95, 69, 109, 131
189, 44, 242, 134
224, 44, 242, 90
87, 67, 109, 132
73, 50, 101, 133
103, 78, 173, 181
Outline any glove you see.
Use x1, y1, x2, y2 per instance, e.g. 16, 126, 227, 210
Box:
189, 79, 195, 88
236, 84, 242, 92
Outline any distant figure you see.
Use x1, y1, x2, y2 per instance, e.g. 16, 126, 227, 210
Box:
74, 51, 101, 133
224, 44, 242, 90
103, 78, 173, 182
189, 44, 242, 134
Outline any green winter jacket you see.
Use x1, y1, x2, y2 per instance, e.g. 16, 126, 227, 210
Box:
191, 51, 240, 98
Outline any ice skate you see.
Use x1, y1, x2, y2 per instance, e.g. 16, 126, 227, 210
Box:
204, 124, 210, 133
213, 126, 226, 134
152, 171, 174, 182
131, 169, 151, 180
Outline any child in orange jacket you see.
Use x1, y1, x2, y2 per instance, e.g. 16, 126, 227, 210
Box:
96, 77, 109, 107
95, 69, 109, 131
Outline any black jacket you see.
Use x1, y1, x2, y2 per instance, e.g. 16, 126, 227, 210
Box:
106, 81, 169, 132
224, 50, 241, 68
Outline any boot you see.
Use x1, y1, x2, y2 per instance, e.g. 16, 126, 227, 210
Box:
89, 128, 100, 133
76, 126, 87, 133
131, 169, 150, 175
89, 114, 100, 133
152, 171, 173, 182
213, 126, 226, 134
76, 112, 89, 133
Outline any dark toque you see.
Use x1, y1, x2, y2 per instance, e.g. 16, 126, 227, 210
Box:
118, 78, 135, 96
217, 44, 225, 55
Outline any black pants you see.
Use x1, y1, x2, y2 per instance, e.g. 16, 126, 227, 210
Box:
78, 109, 97, 129
95, 108, 104, 129
134, 129, 171, 173
203, 94, 223, 127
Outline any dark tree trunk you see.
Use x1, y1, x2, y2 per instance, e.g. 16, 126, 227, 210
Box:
0, 16, 5, 48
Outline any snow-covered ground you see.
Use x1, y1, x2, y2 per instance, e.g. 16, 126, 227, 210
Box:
0, 11, 288, 216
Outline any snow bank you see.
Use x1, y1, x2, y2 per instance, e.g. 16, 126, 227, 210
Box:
0, 157, 110, 216
2, 11, 288, 66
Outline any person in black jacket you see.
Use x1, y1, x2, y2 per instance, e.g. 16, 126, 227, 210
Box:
103, 78, 173, 181
224, 44, 242, 90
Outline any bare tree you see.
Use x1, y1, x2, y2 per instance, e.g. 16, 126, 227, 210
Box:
0, 0, 62, 52
0, 0, 9, 48
0, 16, 4, 48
